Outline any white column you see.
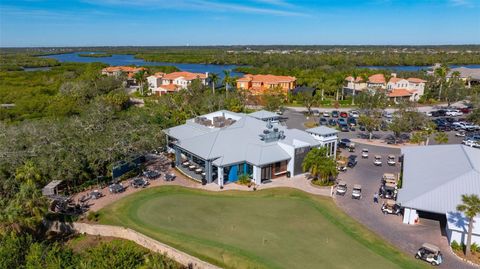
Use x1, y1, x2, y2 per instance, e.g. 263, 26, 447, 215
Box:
217, 167, 224, 187
253, 166, 262, 185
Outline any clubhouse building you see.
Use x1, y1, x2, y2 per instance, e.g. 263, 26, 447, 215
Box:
165, 110, 337, 186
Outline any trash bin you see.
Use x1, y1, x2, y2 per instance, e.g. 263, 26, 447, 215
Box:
286, 171, 291, 178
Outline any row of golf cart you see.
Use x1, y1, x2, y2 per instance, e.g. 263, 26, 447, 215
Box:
380, 173, 401, 215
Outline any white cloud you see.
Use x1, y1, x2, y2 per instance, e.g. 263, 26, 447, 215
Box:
82, 0, 307, 16
449, 0, 474, 7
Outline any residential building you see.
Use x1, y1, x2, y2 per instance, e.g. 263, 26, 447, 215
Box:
386, 74, 427, 102
147, 71, 208, 95
397, 145, 480, 245
367, 74, 386, 89
164, 110, 337, 186
447, 67, 480, 88
343, 73, 427, 102
236, 74, 296, 95
101, 66, 146, 86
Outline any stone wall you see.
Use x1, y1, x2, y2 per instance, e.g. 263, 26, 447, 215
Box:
48, 221, 221, 269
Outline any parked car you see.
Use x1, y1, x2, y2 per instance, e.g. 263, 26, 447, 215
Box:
347, 155, 357, 167
347, 117, 357, 126
339, 124, 349, 132
415, 243, 443, 266
331, 110, 339, 118
336, 182, 347, 195
312, 109, 320, 116
319, 118, 328, 125
424, 111, 433, 117
328, 119, 337, 126
323, 111, 330, 117
381, 200, 401, 215
455, 130, 466, 137
460, 107, 471, 114
463, 139, 480, 148
349, 110, 360, 118
339, 111, 348, 118
431, 110, 440, 117
454, 122, 476, 131
387, 155, 396, 166
373, 155, 382, 166
337, 160, 347, 172
445, 109, 463, 117
338, 138, 351, 148
338, 118, 347, 125
352, 184, 362, 199
361, 148, 369, 158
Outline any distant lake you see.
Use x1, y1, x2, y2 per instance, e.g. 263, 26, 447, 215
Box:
41, 52, 244, 78
360, 65, 480, 71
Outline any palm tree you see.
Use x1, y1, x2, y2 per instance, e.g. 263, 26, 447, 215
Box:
134, 70, 147, 96
434, 64, 449, 101
302, 147, 338, 183
223, 70, 232, 97
457, 194, 480, 257
434, 132, 449, 144
422, 122, 437, 146
209, 72, 219, 95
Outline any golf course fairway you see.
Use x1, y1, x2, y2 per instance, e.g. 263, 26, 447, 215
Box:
99, 186, 427, 269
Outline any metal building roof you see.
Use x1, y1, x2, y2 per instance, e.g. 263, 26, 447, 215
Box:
248, 110, 280, 120
167, 111, 320, 167
306, 126, 339, 136
397, 145, 480, 214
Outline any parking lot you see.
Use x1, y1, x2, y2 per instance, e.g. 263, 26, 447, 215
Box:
283, 108, 472, 146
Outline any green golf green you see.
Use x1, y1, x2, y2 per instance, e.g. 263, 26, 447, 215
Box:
99, 186, 426, 269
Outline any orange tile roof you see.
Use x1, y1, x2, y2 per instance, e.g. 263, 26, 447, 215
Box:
388, 89, 413, 97
407, 77, 427, 83
102, 66, 146, 73
158, 84, 180, 92
162, 71, 207, 81
345, 76, 354, 82
354, 77, 364, 82
368, 74, 386, 84
238, 74, 296, 84
388, 77, 403, 83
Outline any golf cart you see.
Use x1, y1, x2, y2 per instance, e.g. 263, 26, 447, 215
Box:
361, 148, 369, 158
379, 182, 397, 200
336, 181, 347, 196
373, 155, 382, 166
382, 173, 397, 184
387, 155, 396, 166
337, 160, 347, 172
109, 183, 125, 194
348, 143, 356, 152
352, 184, 362, 199
415, 243, 443, 266
381, 200, 401, 215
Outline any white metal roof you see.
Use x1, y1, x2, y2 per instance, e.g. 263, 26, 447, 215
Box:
167, 111, 320, 167
248, 110, 280, 120
306, 126, 339, 136
397, 145, 480, 214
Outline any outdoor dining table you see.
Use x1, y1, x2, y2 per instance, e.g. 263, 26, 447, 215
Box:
182, 161, 190, 166
188, 165, 196, 170
195, 168, 203, 173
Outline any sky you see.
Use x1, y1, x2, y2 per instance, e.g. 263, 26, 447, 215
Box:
0, 0, 479, 47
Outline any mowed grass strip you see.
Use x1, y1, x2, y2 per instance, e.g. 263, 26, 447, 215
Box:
99, 186, 428, 269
